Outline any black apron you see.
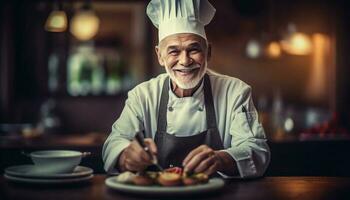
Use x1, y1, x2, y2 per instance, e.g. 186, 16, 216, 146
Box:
154, 74, 224, 168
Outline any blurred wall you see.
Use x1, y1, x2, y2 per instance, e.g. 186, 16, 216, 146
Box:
0, 0, 342, 133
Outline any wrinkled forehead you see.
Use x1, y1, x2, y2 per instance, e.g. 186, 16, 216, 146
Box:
158, 33, 207, 50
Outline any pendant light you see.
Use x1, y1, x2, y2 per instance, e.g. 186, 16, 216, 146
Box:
45, 2, 68, 32
266, 41, 281, 58
70, 0, 100, 41
246, 39, 262, 59
264, 0, 281, 59
280, 23, 313, 55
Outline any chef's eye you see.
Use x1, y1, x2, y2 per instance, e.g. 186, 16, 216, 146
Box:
168, 50, 179, 55
189, 48, 201, 54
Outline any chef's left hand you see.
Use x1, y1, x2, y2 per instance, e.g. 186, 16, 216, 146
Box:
182, 145, 223, 175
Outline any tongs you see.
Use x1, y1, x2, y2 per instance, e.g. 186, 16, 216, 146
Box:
135, 131, 163, 171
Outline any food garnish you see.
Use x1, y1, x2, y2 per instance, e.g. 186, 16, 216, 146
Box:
117, 167, 209, 187
115, 171, 136, 183
158, 172, 182, 186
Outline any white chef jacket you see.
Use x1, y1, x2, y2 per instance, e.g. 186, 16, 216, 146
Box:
102, 69, 270, 178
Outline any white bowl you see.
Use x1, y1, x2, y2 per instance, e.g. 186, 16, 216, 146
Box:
30, 150, 83, 174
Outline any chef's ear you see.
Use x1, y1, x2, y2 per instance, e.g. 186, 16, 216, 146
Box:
155, 46, 165, 67
207, 43, 212, 61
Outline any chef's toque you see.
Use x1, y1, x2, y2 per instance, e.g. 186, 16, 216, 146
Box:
146, 0, 216, 43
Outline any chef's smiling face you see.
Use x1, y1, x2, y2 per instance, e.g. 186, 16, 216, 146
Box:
156, 33, 211, 89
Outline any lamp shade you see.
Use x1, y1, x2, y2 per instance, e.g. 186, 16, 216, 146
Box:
70, 10, 100, 41
45, 10, 68, 32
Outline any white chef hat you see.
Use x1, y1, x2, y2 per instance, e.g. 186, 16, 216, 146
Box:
146, 0, 216, 43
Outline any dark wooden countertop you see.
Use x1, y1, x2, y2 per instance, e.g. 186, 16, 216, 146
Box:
0, 132, 107, 149
2, 133, 350, 176
0, 133, 108, 174
1, 176, 350, 200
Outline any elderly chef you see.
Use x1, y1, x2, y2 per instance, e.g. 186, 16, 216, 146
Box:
103, 0, 270, 178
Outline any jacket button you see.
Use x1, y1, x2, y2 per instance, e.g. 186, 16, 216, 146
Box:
168, 107, 173, 111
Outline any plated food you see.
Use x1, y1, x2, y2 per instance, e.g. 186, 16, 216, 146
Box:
116, 167, 209, 187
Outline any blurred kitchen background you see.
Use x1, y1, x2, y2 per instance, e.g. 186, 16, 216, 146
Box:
1, 0, 350, 176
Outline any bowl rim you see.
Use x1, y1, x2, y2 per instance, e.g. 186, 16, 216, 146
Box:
30, 150, 82, 158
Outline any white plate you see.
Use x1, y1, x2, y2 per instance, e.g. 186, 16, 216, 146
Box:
4, 174, 94, 184
105, 176, 225, 195
5, 165, 93, 179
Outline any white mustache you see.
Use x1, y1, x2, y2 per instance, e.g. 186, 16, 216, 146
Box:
173, 64, 201, 71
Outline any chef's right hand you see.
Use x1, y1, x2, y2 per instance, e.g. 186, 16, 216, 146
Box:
117, 138, 158, 172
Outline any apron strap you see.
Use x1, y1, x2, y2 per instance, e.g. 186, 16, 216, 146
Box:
157, 76, 170, 132
203, 74, 218, 129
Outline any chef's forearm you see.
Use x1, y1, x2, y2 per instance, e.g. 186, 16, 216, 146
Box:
116, 149, 127, 172
223, 139, 270, 178
215, 151, 239, 176
102, 135, 131, 173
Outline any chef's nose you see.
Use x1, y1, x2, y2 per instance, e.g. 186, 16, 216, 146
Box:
178, 51, 192, 67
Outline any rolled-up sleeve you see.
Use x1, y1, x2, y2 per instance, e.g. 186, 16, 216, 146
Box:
225, 86, 270, 178
102, 90, 144, 174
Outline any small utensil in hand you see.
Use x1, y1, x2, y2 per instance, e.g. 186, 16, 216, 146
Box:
135, 131, 163, 171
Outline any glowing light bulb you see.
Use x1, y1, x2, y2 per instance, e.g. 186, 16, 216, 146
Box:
281, 32, 312, 55
246, 39, 261, 59
70, 10, 100, 41
284, 117, 294, 132
45, 10, 68, 32
266, 41, 281, 58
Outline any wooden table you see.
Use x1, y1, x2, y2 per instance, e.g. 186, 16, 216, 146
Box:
2, 132, 350, 176
1, 175, 350, 200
